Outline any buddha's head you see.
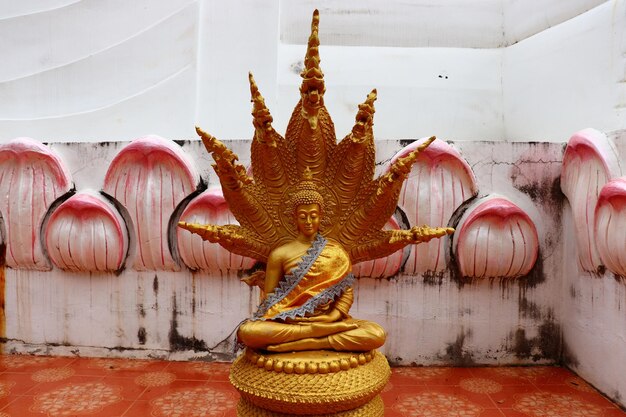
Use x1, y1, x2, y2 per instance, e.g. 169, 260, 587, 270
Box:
294, 203, 321, 237
291, 168, 324, 237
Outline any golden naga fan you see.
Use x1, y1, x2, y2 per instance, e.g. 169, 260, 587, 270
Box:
179, 9, 453, 266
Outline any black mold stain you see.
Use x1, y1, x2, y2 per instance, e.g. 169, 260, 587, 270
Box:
513, 329, 532, 358
560, 340, 580, 368
387, 356, 404, 366
569, 284, 577, 298
169, 294, 208, 352
516, 250, 546, 289
399, 139, 416, 148
422, 270, 445, 286
537, 320, 561, 359
509, 317, 561, 362
137, 303, 146, 318
440, 330, 475, 366
514, 176, 565, 214
137, 327, 146, 345
518, 293, 542, 321
153, 275, 159, 310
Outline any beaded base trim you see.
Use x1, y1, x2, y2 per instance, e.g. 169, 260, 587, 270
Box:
245, 349, 375, 374
230, 349, 390, 414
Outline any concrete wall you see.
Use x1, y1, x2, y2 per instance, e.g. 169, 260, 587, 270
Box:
1, 137, 564, 370
560, 129, 626, 407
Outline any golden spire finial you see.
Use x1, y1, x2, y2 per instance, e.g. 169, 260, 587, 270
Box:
249, 72, 275, 143
300, 9, 325, 129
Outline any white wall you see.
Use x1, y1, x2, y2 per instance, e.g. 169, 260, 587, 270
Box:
0, 0, 199, 142
504, 0, 626, 141
3, 138, 566, 369
1, 0, 620, 142
560, 129, 626, 407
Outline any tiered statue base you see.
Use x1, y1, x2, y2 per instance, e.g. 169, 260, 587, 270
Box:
230, 349, 390, 416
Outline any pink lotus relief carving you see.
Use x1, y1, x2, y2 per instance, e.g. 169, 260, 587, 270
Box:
44, 193, 128, 272
561, 128, 622, 272
390, 138, 477, 274
455, 196, 539, 278
103, 135, 199, 271
595, 177, 626, 276
177, 188, 255, 273
352, 216, 404, 279
0, 138, 72, 270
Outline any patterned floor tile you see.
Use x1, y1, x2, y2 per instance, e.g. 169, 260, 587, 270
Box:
164, 360, 230, 381
0, 354, 622, 416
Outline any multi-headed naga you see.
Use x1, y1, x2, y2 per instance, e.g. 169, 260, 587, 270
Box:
179, 10, 453, 353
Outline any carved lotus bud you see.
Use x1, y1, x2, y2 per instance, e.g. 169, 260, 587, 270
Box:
595, 177, 626, 276
45, 193, 128, 272
103, 135, 199, 271
454, 196, 539, 278
391, 138, 477, 274
0, 138, 72, 270
561, 128, 621, 272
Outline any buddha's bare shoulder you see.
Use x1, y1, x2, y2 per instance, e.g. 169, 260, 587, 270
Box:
268, 240, 307, 261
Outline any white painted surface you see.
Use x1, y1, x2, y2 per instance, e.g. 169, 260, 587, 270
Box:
560, 129, 622, 272
504, 1, 626, 141
2, 139, 565, 371
282, 0, 607, 48
0, 1, 622, 142
561, 129, 626, 408
0, 0, 198, 142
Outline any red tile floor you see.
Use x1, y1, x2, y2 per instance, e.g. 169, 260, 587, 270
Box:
0, 354, 623, 416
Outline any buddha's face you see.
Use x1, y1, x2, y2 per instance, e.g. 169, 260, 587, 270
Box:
295, 203, 321, 237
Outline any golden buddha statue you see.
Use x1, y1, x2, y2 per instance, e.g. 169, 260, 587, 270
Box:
178, 9, 453, 416
236, 170, 388, 353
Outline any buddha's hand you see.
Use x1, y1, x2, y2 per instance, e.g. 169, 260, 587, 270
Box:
241, 270, 265, 288
292, 308, 343, 323
410, 225, 454, 242
390, 225, 454, 244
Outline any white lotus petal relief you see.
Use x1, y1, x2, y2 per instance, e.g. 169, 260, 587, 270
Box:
177, 188, 255, 274
561, 128, 622, 272
595, 177, 626, 276
455, 197, 539, 278
103, 135, 199, 271
44, 193, 128, 272
0, 138, 72, 270
352, 216, 404, 279
389, 138, 477, 275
